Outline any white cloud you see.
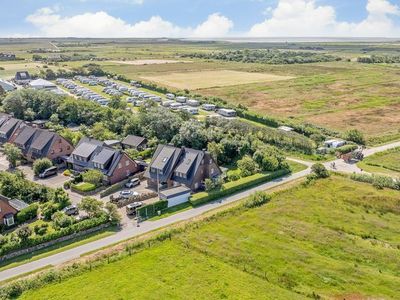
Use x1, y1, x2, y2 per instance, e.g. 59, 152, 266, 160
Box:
193, 13, 233, 37
249, 0, 400, 37
26, 8, 233, 38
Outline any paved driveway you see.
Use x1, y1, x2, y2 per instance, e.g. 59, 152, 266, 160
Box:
18, 165, 70, 189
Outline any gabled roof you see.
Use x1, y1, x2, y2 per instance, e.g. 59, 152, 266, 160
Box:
144, 144, 183, 183
29, 79, 56, 88
30, 130, 55, 151
172, 148, 205, 187
72, 138, 104, 158
92, 148, 115, 165
122, 135, 147, 148
15, 71, 30, 80
0, 118, 20, 136
14, 126, 38, 147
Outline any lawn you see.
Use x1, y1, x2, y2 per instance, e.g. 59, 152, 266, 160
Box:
357, 147, 400, 177
140, 70, 294, 90
18, 176, 400, 299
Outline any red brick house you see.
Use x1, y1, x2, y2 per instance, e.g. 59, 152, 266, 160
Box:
10, 124, 74, 163
67, 137, 140, 184
0, 195, 28, 227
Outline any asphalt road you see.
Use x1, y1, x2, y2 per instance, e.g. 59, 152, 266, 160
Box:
1, 141, 399, 282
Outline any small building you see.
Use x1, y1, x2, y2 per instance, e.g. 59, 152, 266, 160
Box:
324, 139, 346, 149
14, 71, 31, 85
159, 186, 191, 208
217, 108, 237, 118
121, 135, 148, 151
29, 79, 57, 90
278, 126, 294, 132
0, 79, 16, 92
0, 195, 28, 227
0, 53, 16, 61
202, 104, 216, 111
104, 140, 121, 148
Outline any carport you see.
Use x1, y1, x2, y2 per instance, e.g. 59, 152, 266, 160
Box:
159, 186, 191, 208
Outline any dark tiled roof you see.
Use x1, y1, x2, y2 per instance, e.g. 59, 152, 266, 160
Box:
14, 126, 37, 147
72, 142, 99, 158
30, 130, 55, 151
122, 135, 147, 148
0, 118, 20, 136
92, 148, 115, 165
174, 150, 198, 175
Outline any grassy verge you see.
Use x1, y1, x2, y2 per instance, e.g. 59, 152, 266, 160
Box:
0, 227, 118, 272
287, 160, 308, 173
15, 176, 400, 300
0, 266, 52, 286
357, 147, 400, 177
148, 202, 193, 221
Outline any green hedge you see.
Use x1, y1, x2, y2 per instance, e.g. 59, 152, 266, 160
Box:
137, 200, 168, 220
16, 203, 39, 224
336, 144, 358, 155
0, 215, 109, 257
190, 169, 290, 207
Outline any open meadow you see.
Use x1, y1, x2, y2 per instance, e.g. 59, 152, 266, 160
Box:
17, 176, 400, 300
358, 147, 400, 177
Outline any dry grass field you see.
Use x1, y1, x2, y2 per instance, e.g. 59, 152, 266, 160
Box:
140, 70, 294, 89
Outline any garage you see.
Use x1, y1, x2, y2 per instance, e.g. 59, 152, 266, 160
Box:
159, 186, 191, 208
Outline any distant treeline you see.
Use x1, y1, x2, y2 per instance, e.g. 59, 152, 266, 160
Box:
357, 55, 400, 64
180, 49, 341, 64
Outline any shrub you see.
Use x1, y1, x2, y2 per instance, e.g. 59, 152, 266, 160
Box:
336, 144, 358, 155
16, 225, 32, 243
41, 202, 59, 221
243, 191, 271, 208
311, 163, 330, 179
105, 202, 121, 225
16, 203, 39, 223
237, 155, 259, 177
52, 211, 75, 229
33, 158, 53, 176
350, 173, 400, 190
344, 129, 365, 145
33, 223, 48, 236
82, 169, 103, 187
63, 169, 72, 176
78, 197, 104, 218
227, 169, 242, 182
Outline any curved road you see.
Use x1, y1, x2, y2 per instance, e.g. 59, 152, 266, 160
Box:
1, 141, 399, 282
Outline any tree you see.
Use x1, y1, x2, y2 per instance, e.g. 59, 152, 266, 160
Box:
237, 155, 259, 177
311, 163, 330, 179
207, 141, 223, 164
253, 146, 287, 172
32, 158, 53, 176
109, 96, 127, 110
344, 129, 365, 145
105, 202, 121, 225
3, 143, 21, 168
172, 121, 208, 150
53, 187, 71, 209
82, 169, 104, 187
16, 225, 32, 243
52, 211, 74, 229
78, 197, 104, 218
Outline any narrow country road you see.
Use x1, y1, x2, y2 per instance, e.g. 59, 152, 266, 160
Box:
0, 141, 399, 282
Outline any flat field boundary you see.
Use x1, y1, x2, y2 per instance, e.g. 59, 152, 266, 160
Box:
141, 70, 295, 89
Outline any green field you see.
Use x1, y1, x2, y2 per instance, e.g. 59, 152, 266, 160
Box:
358, 147, 400, 177
18, 176, 400, 299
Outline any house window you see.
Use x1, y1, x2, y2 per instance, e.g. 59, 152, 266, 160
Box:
4, 215, 14, 226
59, 148, 63, 152
209, 159, 212, 164
67, 146, 70, 150
118, 163, 122, 169
211, 168, 215, 175
51, 150, 55, 154
125, 160, 129, 166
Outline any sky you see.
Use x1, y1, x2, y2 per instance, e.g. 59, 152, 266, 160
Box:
0, 0, 399, 38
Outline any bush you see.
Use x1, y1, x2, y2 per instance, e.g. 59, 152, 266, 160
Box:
311, 163, 330, 179
33, 223, 48, 236
52, 211, 75, 229
237, 155, 259, 177
33, 158, 53, 176
350, 173, 400, 190
82, 169, 103, 187
227, 169, 242, 182
41, 202, 59, 221
16, 203, 39, 223
243, 191, 271, 208
16, 225, 32, 243
336, 144, 358, 155
63, 169, 72, 176
78, 197, 104, 218
137, 200, 168, 220
190, 169, 290, 207
344, 129, 365, 145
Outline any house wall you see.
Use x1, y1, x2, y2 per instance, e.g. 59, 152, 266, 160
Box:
25, 136, 74, 163
188, 153, 221, 191
0, 200, 18, 222
108, 154, 140, 184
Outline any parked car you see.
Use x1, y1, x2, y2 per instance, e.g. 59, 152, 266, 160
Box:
62, 205, 79, 216
126, 202, 143, 215
39, 166, 58, 178
125, 178, 140, 188
119, 190, 139, 199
